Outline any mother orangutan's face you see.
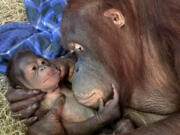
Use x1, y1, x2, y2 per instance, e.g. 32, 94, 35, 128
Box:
60, 2, 124, 108
70, 46, 115, 108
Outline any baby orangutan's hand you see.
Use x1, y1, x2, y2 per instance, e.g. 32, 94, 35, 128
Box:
50, 94, 66, 119
98, 84, 121, 123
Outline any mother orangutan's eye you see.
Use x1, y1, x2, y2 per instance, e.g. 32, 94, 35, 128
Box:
68, 42, 84, 52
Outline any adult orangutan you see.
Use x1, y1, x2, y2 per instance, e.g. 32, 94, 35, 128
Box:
6, 0, 180, 134
60, 0, 180, 134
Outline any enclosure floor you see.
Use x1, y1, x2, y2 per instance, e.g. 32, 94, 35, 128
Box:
0, 74, 27, 135
0, 0, 27, 134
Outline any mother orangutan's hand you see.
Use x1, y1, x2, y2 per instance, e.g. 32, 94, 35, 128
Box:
6, 87, 45, 126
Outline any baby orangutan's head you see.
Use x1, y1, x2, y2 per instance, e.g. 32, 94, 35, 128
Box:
7, 50, 61, 92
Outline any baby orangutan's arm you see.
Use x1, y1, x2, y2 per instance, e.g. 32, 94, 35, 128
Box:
26, 95, 66, 135
63, 85, 120, 135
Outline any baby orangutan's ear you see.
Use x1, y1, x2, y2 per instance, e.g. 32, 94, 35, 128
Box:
104, 8, 125, 28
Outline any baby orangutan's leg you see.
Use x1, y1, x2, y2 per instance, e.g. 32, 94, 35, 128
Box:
114, 119, 135, 134
98, 119, 134, 135
26, 95, 65, 135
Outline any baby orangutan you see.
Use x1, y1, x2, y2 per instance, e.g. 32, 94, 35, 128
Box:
6, 50, 121, 135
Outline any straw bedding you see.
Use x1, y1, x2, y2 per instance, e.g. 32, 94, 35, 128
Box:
0, 0, 27, 134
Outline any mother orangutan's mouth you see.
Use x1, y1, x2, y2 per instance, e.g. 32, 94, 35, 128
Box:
75, 89, 104, 107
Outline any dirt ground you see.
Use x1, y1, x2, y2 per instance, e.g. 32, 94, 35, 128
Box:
0, 0, 27, 134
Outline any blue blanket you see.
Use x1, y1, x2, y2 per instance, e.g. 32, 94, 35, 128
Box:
0, 0, 67, 73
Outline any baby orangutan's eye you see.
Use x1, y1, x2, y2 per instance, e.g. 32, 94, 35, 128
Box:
41, 61, 45, 65
32, 66, 37, 71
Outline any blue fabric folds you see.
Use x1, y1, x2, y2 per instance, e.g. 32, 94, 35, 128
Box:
0, 0, 67, 73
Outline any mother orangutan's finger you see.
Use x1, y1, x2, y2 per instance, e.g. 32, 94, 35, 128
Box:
17, 103, 39, 119
22, 116, 38, 126
10, 94, 44, 112
6, 89, 41, 103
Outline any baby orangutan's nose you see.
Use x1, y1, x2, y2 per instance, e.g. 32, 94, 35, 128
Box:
39, 66, 47, 71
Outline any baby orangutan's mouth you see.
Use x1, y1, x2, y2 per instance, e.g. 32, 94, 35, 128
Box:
43, 70, 59, 83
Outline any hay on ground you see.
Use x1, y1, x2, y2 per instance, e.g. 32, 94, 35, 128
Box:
0, 0, 26, 25
0, 0, 27, 134
0, 74, 27, 135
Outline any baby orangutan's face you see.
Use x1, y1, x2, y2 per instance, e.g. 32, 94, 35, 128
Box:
20, 55, 61, 92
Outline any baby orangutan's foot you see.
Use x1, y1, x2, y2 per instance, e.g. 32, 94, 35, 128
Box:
114, 119, 135, 134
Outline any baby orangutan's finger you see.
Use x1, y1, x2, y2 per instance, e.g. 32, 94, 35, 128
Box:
6, 88, 41, 103
98, 98, 105, 112
104, 84, 119, 106
111, 84, 119, 104
22, 116, 38, 126
10, 94, 44, 112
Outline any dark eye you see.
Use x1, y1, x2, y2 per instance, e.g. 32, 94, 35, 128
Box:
32, 66, 37, 71
41, 61, 45, 65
